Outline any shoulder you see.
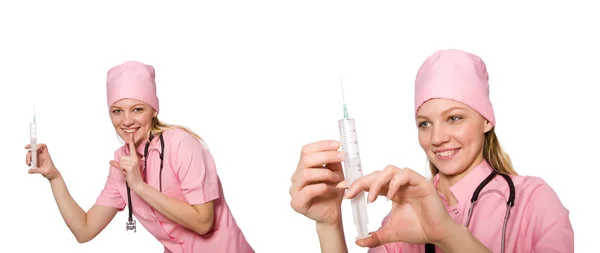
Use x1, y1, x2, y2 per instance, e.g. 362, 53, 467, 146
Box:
508, 174, 569, 217
491, 173, 558, 199
509, 174, 559, 200
507, 175, 574, 249
162, 127, 209, 153
163, 127, 195, 142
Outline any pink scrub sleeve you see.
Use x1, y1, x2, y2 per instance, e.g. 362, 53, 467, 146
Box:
526, 180, 574, 252
94, 151, 126, 210
172, 134, 220, 205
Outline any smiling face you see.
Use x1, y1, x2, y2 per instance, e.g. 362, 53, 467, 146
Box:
416, 98, 493, 178
109, 98, 157, 148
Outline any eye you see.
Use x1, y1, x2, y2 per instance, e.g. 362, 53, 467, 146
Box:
112, 109, 122, 113
418, 121, 430, 128
448, 115, 462, 122
134, 107, 144, 112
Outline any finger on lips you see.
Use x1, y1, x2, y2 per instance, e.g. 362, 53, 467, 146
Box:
128, 134, 138, 158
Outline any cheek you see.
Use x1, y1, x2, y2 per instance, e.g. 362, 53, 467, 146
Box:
109, 116, 120, 128
417, 130, 429, 150
139, 114, 154, 127
454, 124, 482, 148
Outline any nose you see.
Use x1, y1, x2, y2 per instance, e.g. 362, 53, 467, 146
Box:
431, 125, 450, 147
123, 113, 135, 126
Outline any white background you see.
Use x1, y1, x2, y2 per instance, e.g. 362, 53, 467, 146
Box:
0, 1, 598, 252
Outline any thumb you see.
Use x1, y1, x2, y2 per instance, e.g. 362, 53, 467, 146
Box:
28, 167, 42, 174
355, 227, 393, 248
109, 160, 121, 169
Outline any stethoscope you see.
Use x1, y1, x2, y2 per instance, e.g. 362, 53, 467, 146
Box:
125, 133, 165, 232
424, 169, 515, 253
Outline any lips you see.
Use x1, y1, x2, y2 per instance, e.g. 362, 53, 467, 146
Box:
434, 148, 460, 160
122, 128, 139, 134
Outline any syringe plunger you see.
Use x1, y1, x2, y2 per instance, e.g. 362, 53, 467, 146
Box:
30, 122, 37, 168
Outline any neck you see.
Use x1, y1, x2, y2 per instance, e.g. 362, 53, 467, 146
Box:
436, 155, 485, 205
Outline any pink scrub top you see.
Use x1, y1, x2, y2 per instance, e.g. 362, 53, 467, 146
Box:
95, 128, 254, 253
368, 160, 574, 253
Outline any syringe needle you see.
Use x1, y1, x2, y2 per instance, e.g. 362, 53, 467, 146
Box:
340, 78, 348, 119
340, 78, 346, 104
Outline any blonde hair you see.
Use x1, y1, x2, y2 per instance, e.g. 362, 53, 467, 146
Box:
148, 117, 203, 141
429, 128, 518, 176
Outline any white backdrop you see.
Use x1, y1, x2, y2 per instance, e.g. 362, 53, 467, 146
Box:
0, 1, 597, 252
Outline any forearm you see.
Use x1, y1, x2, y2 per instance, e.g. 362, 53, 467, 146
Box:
48, 174, 89, 242
436, 223, 492, 253
316, 219, 348, 253
133, 183, 213, 234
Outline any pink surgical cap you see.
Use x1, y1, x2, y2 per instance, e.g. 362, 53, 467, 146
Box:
106, 61, 160, 113
414, 49, 495, 126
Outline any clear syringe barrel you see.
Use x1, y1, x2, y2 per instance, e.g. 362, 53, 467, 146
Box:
30, 122, 37, 168
338, 118, 369, 239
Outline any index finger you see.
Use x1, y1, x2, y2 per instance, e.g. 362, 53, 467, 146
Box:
25, 143, 48, 151
345, 168, 428, 199
128, 134, 137, 157
300, 140, 340, 156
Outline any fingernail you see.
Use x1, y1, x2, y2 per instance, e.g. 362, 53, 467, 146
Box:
337, 152, 345, 159
336, 181, 348, 189
344, 189, 353, 199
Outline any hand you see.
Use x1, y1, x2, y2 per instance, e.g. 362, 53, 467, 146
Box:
25, 143, 61, 180
344, 166, 456, 248
109, 133, 144, 190
289, 140, 347, 225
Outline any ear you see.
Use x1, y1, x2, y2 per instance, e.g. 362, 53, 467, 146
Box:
153, 111, 158, 118
483, 120, 493, 133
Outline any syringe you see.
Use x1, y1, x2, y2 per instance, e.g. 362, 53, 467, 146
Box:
30, 106, 37, 168
337, 78, 369, 239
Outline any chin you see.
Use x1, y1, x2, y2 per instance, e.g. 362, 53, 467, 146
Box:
435, 164, 465, 176
429, 155, 467, 176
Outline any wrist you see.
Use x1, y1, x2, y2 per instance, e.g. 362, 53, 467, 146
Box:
316, 217, 343, 232
130, 181, 147, 194
434, 222, 463, 249
316, 217, 348, 253
49, 172, 63, 184
435, 223, 491, 253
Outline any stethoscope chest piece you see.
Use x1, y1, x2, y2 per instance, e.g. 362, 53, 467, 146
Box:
126, 219, 136, 233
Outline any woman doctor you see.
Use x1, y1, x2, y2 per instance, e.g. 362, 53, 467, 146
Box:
289, 49, 574, 252
25, 61, 254, 253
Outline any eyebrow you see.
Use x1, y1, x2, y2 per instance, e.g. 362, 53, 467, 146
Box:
416, 106, 467, 120
110, 103, 146, 110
